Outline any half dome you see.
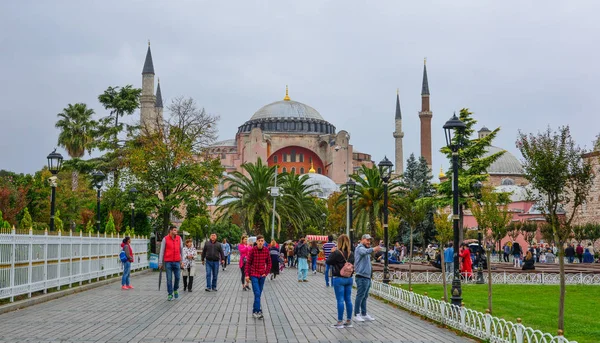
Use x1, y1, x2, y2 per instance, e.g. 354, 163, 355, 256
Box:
484, 146, 524, 175
250, 100, 324, 121
301, 173, 339, 199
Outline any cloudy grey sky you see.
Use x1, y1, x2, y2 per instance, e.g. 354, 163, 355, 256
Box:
1, 1, 599, 176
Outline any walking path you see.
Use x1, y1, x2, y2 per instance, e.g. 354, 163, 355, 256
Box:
0, 263, 472, 343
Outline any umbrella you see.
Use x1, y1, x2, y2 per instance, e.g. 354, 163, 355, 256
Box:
158, 267, 163, 291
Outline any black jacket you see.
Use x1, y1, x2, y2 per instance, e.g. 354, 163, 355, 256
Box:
295, 243, 309, 258
511, 243, 522, 255
326, 249, 354, 277
202, 240, 224, 262
522, 257, 535, 270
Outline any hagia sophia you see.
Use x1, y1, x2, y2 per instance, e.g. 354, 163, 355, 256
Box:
136, 43, 600, 245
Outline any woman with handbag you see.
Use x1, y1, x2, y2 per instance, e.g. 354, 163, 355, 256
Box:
238, 235, 252, 291
325, 234, 354, 329
182, 239, 197, 292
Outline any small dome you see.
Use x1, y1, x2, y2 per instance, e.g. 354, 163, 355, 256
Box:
300, 173, 339, 199
484, 146, 524, 175
250, 100, 324, 121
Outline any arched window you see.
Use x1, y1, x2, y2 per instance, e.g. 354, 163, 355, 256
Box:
501, 178, 515, 186
282, 167, 287, 173
300, 167, 305, 174
317, 168, 322, 174
291, 167, 296, 175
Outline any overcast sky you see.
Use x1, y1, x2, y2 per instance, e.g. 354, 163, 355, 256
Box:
1, 1, 599, 177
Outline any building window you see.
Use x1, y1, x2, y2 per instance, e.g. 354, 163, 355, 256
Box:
273, 155, 278, 163
221, 153, 226, 159
299, 154, 304, 162
317, 168, 322, 174
291, 167, 296, 175
282, 167, 287, 173
309, 156, 313, 164
291, 150, 296, 162
300, 167, 305, 174
283, 154, 288, 162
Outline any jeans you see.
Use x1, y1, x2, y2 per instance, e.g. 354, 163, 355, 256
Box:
250, 276, 265, 313
311, 255, 317, 271
333, 277, 353, 321
503, 253, 509, 262
227, 255, 231, 265
165, 262, 181, 295
324, 263, 333, 286
206, 260, 220, 289
240, 263, 246, 285
288, 256, 294, 267
354, 277, 371, 316
444, 262, 453, 276
121, 261, 131, 286
568, 256, 575, 263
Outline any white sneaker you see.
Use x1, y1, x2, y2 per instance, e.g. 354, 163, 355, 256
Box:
362, 313, 375, 321
313, 270, 317, 274
354, 314, 365, 322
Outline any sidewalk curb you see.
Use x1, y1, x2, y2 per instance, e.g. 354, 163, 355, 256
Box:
0, 268, 151, 315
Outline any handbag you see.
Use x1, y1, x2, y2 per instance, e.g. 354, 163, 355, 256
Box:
339, 251, 354, 278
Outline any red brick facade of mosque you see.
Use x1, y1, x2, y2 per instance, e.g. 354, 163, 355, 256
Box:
267, 146, 325, 175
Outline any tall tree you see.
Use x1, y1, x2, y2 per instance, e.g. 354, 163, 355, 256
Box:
434, 212, 453, 302
55, 103, 97, 190
325, 192, 347, 236
126, 97, 222, 236
517, 126, 594, 332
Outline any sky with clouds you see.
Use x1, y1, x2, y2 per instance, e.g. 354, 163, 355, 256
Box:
1, 1, 599, 177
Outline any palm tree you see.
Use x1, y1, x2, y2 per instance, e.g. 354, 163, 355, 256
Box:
55, 103, 97, 190
278, 172, 319, 238
215, 158, 275, 235
343, 165, 400, 239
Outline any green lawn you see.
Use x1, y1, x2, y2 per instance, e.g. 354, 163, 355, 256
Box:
393, 284, 598, 343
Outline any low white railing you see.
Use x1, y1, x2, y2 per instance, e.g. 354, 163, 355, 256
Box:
370, 281, 576, 343
372, 271, 600, 285
0, 229, 149, 302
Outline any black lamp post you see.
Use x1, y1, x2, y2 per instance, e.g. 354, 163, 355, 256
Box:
345, 178, 357, 247
47, 149, 63, 231
443, 113, 466, 306
473, 181, 485, 284
129, 187, 138, 233
378, 156, 393, 284
92, 171, 105, 233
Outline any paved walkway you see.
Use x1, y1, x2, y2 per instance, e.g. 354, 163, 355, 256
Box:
0, 263, 472, 343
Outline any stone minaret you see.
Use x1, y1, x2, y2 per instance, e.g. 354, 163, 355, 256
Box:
393, 90, 404, 175
419, 58, 433, 171
140, 41, 156, 132
155, 78, 163, 124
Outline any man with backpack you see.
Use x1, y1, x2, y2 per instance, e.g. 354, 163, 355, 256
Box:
353, 234, 380, 323
322, 235, 337, 287
295, 238, 310, 282
158, 225, 184, 301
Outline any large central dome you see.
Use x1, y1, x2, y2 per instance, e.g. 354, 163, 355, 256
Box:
250, 100, 324, 121
484, 146, 524, 175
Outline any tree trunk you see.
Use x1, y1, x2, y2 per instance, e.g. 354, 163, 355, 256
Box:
71, 170, 79, 191
558, 241, 565, 331
440, 249, 448, 302
408, 226, 414, 290
487, 249, 493, 314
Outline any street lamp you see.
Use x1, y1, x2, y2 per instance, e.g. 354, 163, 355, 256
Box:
378, 156, 393, 284
443, 112, 467, 306
47, 149, 63, 231
473, 180, 485, 284
345, 178, 357, 247
92, 171, 105, 233
129, 187, 138, 233
268, 166, 280, 241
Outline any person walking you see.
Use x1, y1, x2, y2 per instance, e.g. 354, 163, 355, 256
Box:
158, 225, 184, 301
222, 238, 231, 270
459, 243, 473, 279
503, 242, 510, 262
576, 243, 584, 263
269, 240, 280, 280
309, 240, 320, 274
326, 234, 354, 329
353, 234, 380, 322
121, 237, 134, 290
182, 238, 197, 292
322, 235, 337, 287
443, 243, 454, 277
202, 233, 225, 292
286, 243, 295, 268
512, 241, 522, 267
245, 235, 271, 319
238, 235, 252, 291
565, 244, 576, 264
295, 238, 309, 282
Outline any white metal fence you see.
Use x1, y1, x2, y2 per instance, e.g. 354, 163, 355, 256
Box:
0, 229, 149, 302
372, 271, 600, 285
370, 281, 576, 343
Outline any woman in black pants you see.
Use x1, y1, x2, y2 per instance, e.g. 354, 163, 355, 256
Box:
238, 236, 252, 290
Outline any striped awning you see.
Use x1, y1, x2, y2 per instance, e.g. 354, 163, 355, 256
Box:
306, 235, 328, 242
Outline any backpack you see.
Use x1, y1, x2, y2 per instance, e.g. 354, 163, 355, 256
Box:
310, 247, 319, 255
339, 251, 354, 277
119, 249, 128, 263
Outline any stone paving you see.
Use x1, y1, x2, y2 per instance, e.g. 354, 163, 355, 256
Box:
0, 262, 473, 343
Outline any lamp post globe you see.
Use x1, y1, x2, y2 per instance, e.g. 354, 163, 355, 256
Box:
46, 150, 63, 231
377, 156, 393, 284
92, 171, 105, 233
345, 177, 357, 246
129, 187, 138, 232
443, 113, 466, 307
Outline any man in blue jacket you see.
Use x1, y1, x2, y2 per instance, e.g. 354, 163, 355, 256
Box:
444, 243, 454, 277
353, 234, 381, 322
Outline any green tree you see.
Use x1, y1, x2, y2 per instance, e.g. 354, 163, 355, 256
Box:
517, 126, 594, 332
105, 212, 116, 234
20, 207, 33, 229
325, 192, 347, 236
0, 209, 11, 229
180, 215, 211, 245
55, 103, 97, 190
434, 212, 453, 302
85, 219, 94, 234
210, 222, 243, 246
126, 97, 221, 236
278, 173, 320, 239
55, 210, 64, 232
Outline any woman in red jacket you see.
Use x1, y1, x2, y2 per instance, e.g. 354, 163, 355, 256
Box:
459, 243, 473, 279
